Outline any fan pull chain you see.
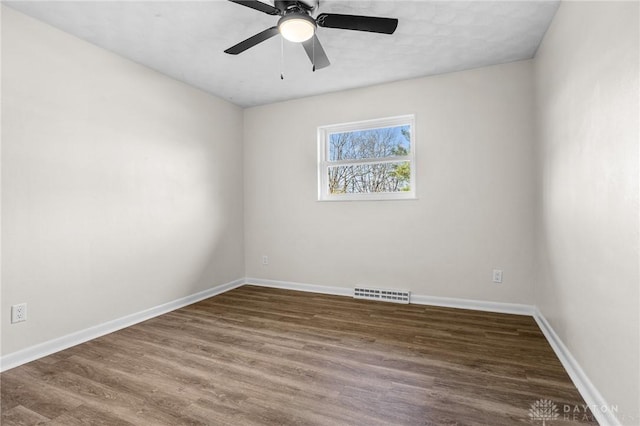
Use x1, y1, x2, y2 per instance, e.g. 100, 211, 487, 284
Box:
280, 37, 284, 80
312, 36, 316, 72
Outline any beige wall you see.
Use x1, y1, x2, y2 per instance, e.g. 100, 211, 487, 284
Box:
534, 1, 639, 422
244, 60, 537, 303
1, 7, 245, 355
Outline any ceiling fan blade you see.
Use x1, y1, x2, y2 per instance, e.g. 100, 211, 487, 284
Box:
224, 26, 279, 55
302, 35, 330, 70
228, 0, 280, 16
316, 13, 398, 34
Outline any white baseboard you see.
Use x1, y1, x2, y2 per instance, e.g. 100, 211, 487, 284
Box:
245, 278, 534, 315
533, 308, 621, 426
410, 294, 535, 315
245, 277, 353, 297
0, 278, 245, 372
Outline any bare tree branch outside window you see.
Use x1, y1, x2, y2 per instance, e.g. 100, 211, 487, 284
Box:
327, 125, 411, 194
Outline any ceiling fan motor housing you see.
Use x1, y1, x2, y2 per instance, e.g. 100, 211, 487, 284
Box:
275, 0, 319, 15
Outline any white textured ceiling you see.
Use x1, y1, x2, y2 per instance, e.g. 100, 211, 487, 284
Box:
4, 0, 559, 107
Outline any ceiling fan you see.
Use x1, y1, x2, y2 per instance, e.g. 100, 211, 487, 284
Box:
224, 0, 399, 70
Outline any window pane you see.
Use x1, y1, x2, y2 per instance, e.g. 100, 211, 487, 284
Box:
328, 161, 411, 194
329, 125, 411, 161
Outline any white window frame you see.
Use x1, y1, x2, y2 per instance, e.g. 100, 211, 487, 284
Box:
317, 114, 416, 201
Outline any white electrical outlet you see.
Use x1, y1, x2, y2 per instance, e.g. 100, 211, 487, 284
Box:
11, 303, 27, 323
262, 255, 268, 265
492, 269, 503, 283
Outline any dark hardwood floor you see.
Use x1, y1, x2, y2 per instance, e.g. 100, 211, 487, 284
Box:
1, 285, 597, 425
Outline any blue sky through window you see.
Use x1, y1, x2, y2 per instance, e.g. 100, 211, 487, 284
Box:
329, 125, 410, 162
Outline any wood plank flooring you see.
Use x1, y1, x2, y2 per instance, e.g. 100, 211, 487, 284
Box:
1, 285, 597, 425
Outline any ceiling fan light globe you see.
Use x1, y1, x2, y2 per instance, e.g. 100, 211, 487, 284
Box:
278, 14, 316, 43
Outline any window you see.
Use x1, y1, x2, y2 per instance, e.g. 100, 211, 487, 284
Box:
318, 115, 416, 201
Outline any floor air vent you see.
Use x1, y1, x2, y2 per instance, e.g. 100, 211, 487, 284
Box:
354, 287, 410, 304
